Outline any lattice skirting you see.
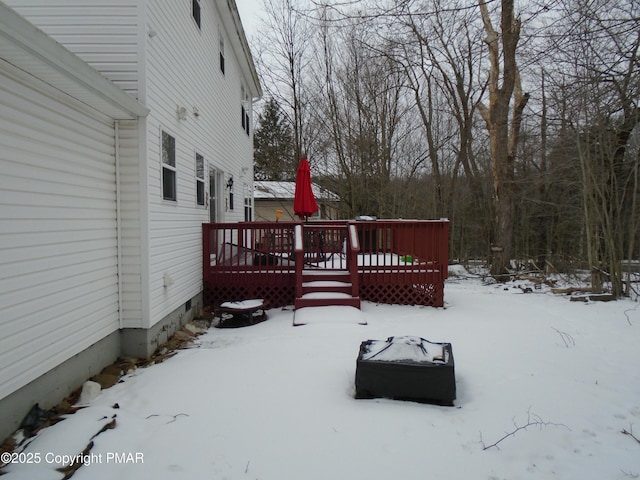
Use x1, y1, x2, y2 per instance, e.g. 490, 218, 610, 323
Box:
360, 282, 444, 307
204, 281, 296, 309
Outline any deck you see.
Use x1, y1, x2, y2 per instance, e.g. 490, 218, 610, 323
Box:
202, 219, 449, 310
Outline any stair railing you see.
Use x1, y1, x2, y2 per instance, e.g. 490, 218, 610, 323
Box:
347, 223, 360, 300
294, 224, 304, 299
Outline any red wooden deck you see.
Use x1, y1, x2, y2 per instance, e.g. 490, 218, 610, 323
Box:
202, 219, 449, 310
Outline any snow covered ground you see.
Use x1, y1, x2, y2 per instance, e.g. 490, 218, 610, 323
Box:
2, 273, 640, 479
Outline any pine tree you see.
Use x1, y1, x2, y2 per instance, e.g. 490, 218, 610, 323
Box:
253, 98, 296, 181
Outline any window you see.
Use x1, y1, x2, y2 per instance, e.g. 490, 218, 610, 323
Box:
192, 0, 201, 29
244, 184, 253, 221
241, 86, 250, 135
162, 131, 176, 201
219, 32, 225, 74
196, 153, 205, 206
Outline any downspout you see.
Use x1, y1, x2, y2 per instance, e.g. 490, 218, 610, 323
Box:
115, 120, 124, 329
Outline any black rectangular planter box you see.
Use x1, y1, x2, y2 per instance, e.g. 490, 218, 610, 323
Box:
355, 336, 456, 406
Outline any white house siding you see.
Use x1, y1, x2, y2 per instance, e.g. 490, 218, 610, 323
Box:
5, 0, 260, 331
116, 119, 145, 329
3, 0, 141, 98
143, 0, 255, 325
0, 65, 120, 400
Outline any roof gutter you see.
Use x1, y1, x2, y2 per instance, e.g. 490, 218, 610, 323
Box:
225, 0, 263, 100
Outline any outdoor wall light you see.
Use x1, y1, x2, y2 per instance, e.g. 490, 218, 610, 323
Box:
227, 176, 234, 210
163, 273, 174, 287
176, 106, 188, 120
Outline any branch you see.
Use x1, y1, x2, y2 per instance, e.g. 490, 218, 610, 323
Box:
622, 425, 640, 445
481, 409, 570, 450
145, 413, 189, 424
552, 327, 575, 348
623, 302, 639, 326
478, 0, 499, 96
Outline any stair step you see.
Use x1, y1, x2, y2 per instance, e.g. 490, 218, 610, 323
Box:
300, 292, 352, 299
295, 296, 361, 310
297, 269, 360, 310
301, 280, 352, 296
302, 271, 352, 283
302, 280, 351, 287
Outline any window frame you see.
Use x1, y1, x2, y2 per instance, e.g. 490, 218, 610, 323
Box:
243, 184, 253, 221
161, 130, 177, 202
219, 31, 225, 75
241, 85, 250, 136
192, 0, 201, 29
195, 152, 205, 206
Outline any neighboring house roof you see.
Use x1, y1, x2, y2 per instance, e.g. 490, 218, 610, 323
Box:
254, 181, 339, 202
0, 3, 148, 120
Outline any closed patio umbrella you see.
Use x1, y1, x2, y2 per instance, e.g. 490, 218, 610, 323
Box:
293, 157, 318, 221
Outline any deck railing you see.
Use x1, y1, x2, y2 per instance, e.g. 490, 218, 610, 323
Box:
203, 219, 449, 309
353, 220, 449, 306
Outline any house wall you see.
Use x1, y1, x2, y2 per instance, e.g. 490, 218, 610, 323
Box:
0, 0, 264, 438
255, 200, 339, 222
7, 0, 259, 335
3, 0, 141, 99
117, 119, 146, 329
143, 0, 255, 327
255, 199, 298, 222
0, 61, 121, 417
4, 0, 148, 333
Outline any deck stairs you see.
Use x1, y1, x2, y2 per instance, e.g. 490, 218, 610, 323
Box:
293, 223, 361, 311
295, 269, 361, 310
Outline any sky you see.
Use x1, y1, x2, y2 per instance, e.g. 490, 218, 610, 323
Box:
236, 0, 263, 39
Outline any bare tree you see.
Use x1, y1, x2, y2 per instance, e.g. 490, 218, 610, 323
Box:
476, 0, 530, 277
315, 10, 416, 218
256, 0, 311, 162
545, 0, 640, 296
394, 0, 491, 254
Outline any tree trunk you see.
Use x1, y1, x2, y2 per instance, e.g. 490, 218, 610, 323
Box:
477, 0, 529, 278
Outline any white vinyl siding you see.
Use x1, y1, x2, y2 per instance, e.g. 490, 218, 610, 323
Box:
5, 0, 260, 332
116, 119, 144, 329
3, 0, 141, 98
144, 0, 255, 325
0, 67, 119, 400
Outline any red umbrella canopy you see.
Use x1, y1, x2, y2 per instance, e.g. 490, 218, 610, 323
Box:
294, 157, 319, 220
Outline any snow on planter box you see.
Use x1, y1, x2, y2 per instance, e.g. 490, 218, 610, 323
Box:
355, 336, 456, 405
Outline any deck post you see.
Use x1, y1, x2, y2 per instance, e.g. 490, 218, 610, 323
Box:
348, 223, 360, 299
294, 224, 304, 299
